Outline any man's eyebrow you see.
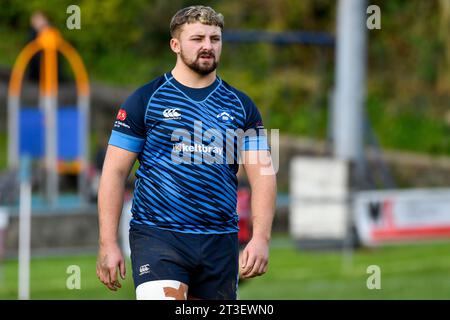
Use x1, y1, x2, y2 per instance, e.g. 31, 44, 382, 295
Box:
189, 33, 221, 38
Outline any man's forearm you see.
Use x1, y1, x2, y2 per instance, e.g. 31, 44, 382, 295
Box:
250, 175, 277, 242
98, 171, 127, 245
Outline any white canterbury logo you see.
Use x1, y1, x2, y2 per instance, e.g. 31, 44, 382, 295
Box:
163, 108, 181, 119
139, 264, 150, 275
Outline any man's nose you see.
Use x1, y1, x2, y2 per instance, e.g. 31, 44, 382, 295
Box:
202, 39, 213, 50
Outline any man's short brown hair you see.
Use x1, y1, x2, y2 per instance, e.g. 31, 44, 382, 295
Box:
170, 5, 224, 38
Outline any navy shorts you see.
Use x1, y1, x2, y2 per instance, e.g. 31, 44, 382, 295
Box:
129, 223, 239, 300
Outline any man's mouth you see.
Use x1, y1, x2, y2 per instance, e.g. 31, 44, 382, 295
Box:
199, 53, 214, 59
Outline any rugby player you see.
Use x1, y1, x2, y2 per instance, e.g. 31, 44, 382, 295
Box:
96, 5, 276, 300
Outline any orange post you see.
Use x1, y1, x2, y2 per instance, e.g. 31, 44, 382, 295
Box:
9, 27, 89, 98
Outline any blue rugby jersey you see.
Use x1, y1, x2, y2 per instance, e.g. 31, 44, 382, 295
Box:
109, 72, 268, 234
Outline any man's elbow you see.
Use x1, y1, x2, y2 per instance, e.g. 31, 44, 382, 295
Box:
101, 164, 131, 185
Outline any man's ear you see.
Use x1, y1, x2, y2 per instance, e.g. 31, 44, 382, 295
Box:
170, 38, 180, 54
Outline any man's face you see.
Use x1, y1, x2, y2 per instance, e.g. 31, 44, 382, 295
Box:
175, 22, 222, 75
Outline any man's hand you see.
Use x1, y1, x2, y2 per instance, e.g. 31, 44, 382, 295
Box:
240, 237, 269, 279
96, 242, 126, 291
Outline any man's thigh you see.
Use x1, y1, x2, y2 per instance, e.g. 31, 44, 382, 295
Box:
188, 232, 239, 300
129, 224, 193, 300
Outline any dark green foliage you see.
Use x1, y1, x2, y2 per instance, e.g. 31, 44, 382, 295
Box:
0, 0, 448, 157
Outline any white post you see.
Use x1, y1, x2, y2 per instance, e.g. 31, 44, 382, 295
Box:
78, 95, 90, 203
18, 155, 32, 300
120, 200, 133, 259
334, 0, 368, 271
333, 0, 368, 166
0, 208, 9, 285
44, 95, 58, 205
7, 96, 19, 169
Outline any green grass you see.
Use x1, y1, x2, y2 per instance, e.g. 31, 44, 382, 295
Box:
1, 237, 450, 300
0, 255, 135, 300
239, 239, 450, 299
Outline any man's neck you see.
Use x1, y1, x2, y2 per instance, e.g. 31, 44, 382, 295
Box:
171, 62, 217, 88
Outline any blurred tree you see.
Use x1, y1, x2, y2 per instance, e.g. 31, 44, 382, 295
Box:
0, 0, 448, 156
438, 0, 450, 93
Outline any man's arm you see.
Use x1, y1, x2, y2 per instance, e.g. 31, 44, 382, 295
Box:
240, 150, 277, 279
96, 145, 138, 291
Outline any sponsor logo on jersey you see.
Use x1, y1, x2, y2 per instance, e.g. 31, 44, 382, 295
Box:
216, 111, 234, 124
114, 120, 130, 129
116, 109, 127, 121
163, 108, 181, 120
173, 142, 223, 155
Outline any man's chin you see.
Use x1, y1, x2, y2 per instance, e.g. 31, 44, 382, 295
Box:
196, 68, 216, 75
189, 63, 218, 75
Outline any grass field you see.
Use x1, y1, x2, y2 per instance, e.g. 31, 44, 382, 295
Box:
1, 237, 450, 300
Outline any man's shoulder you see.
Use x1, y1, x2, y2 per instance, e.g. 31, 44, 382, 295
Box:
220, 78, 255, 108
120, 74, 169, 112
132, 74, 169, 101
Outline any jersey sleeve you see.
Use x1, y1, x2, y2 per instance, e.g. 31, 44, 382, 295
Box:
108, 89, 147, 153
235, 91, 269, 151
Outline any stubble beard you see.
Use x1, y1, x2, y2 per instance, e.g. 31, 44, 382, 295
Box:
180, 49, 219, 76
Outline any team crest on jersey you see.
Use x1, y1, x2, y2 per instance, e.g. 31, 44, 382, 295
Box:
163, 108, 181, 120
216, 111, 234, 124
